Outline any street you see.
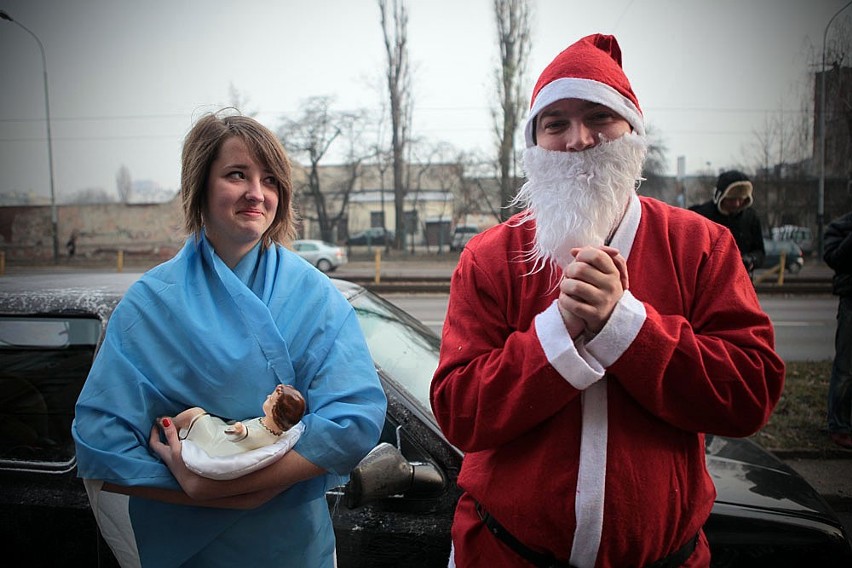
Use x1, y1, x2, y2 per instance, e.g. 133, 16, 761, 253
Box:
384, 292, 839, 362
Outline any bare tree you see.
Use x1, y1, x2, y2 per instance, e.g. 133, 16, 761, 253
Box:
492, 0, 531, 221
279, 96, 368, 243
228, 83, 258, 117
378, 0, 413, 250
116, 164, 132, 203
69, 187, 115, 204
740, 19, 851, 241
637, 124, 672, 202
750, 113, 791, 230
817, 18, 851, 182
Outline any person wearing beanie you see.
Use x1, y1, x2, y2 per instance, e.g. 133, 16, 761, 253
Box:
431, 34, 784, 568
823, 211, 852, 449
689, 170, 766, 272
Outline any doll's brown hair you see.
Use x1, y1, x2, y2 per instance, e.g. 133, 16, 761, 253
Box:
272, 385, 305, 431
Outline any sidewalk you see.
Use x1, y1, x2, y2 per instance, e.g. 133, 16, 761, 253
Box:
779, 456, 852, 511
334, 253, 834, 294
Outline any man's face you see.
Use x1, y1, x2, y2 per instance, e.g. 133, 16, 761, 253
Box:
513, 129, 647, 270
534, 98, 632, 152
719, 197, 747, 215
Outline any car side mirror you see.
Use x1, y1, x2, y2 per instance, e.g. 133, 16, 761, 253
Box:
344, 442, 446, 509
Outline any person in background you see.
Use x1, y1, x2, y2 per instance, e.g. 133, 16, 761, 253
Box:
72, 111, 387, 568
66, 230, 77, 258
431, 34, 784, 568
823, 210, 852, 449
690, 170, 765, 274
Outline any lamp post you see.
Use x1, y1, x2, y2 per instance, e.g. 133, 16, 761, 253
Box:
1, 10, 59, 263
818, 0, 852, 260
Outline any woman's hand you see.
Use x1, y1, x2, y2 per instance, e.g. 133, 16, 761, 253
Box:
149, 417, 202, 496
149, 417, 293, 505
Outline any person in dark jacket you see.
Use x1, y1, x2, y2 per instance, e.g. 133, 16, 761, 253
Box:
824, 210, 852, 449
690, 170, 765, 273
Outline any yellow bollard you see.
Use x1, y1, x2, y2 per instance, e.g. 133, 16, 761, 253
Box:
777, 251, 786, 286
374, 249, 382, 284
0, 251, 5, 276
117, 250, 124, 273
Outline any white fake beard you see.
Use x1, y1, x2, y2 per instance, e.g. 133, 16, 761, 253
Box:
511, 132, 648, 272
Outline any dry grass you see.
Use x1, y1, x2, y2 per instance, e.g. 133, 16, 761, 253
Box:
750, 360, 838, 454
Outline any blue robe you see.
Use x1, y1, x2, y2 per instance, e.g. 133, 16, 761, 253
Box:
72, 236, 387, 567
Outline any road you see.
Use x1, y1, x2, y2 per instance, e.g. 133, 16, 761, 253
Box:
384, 293, 839, 362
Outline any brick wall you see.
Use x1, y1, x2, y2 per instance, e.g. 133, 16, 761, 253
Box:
0, 198, 184, 264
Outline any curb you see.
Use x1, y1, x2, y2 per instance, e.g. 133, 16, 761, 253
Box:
351, 280, 831, 296
769, 449, 852, 460
754, 284, 833, 295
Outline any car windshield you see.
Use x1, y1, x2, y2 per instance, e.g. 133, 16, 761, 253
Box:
0, 316, 101, 467
347, 290, 441, 415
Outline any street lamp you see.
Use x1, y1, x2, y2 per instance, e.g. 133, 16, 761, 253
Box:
818, 0, 852, 260
1, 10, 59, 263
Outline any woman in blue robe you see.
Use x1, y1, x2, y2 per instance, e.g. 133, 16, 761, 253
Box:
72, 111, 387, 568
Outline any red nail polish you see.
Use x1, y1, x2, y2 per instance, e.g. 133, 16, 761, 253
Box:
162, 418, 171, 428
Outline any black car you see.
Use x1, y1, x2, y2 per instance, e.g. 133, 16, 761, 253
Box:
346, 227, 394, 246
1, 272, 851, 567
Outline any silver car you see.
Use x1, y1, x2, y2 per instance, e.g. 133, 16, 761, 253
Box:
292, 239, 348, 273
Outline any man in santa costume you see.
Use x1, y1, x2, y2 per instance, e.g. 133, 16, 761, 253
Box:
430, 34, 785, 568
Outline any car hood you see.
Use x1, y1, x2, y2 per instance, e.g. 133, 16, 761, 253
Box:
705, 435, 837, 522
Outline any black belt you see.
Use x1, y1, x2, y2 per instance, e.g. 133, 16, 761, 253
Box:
475, 500, 698, 568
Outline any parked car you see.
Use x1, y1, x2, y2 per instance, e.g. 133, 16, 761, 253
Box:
763, 238, 805, 274
291, 239, 347, 272
1, 273, 851, 567
450, 225, 480, 251
771, 225, 814, 256
346, 227, 393, 246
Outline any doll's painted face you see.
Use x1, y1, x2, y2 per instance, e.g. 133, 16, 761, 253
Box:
262, 385, 287, 420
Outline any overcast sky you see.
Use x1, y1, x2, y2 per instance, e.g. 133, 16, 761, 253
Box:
1, 0, 848, 203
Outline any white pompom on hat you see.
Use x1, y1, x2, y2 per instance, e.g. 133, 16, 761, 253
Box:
524, 34, 645, 147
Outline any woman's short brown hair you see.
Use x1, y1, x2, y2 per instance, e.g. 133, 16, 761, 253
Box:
180, 110, 297, 247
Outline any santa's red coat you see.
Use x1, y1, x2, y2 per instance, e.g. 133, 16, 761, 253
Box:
431, 196, 785, 568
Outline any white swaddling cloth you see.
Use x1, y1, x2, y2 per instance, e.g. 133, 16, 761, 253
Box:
180, 414, 305, 480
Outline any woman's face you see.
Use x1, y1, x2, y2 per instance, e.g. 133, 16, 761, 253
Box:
204, 136, 279, 267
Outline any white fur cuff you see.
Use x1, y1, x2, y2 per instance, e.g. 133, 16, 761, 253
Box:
535, 300, 605, 390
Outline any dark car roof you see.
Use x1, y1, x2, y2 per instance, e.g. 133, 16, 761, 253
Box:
0, 272, 364, 322
0, 271, 137, 320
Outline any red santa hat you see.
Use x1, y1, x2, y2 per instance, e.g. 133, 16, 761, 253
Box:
524, 33, 645, 147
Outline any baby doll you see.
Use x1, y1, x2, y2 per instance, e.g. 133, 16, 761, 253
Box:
171, 384, 306, 473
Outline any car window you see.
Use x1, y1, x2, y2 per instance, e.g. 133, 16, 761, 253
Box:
347, 292, 441, 415
0, 316, 101, 467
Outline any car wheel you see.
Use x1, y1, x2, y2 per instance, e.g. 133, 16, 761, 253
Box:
317, 259, 333, 273
787, 262, 802, 274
